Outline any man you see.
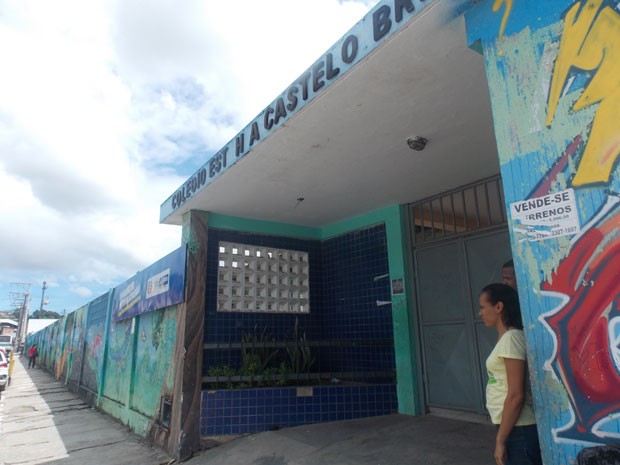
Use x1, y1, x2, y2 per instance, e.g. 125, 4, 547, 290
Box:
502, 259, 518, 290
28, 344, 38, 369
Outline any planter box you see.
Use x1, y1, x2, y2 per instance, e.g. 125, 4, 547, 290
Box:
201, 383, 397, 436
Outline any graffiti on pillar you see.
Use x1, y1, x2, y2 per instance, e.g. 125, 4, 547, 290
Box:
540, 197, 620, 441
546, 0, 620, 187
470, 0, 620, 458
492, 0, 514, 39
533, 0, 620, 443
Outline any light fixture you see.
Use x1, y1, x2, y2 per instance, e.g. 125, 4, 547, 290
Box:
407, 136, 428, 151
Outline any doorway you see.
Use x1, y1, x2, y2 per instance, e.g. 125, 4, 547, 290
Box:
407, 175, 511, 414
415, 230, 511, 413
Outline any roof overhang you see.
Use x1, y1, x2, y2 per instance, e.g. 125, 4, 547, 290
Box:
160, 0, 497, 227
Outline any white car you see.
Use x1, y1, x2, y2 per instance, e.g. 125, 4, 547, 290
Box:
0, 349, 8, 391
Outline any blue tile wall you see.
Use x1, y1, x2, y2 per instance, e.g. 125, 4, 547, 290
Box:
204, 229, 323, 374
201, 384, 398, 436
201, 223, 397, 436
321, 225, 392, 339
320, 225, 395, 374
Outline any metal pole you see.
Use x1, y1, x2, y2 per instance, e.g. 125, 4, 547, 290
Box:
19, 292, 30, 350
39, 281, 48, 314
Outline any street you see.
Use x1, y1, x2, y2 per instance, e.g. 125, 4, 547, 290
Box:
1, 354, 496, 465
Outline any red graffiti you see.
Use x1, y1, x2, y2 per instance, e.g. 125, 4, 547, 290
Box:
89, 334, 102, 358
542, 198, 620, 437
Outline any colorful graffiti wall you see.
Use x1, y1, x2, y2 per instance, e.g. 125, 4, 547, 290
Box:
466, 1, 620, 463
29, 290, 177, 439
81, 292, 110, 396
27, 248, 185, 440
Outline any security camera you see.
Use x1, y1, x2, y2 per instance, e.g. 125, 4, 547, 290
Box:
407, 136, 428, 151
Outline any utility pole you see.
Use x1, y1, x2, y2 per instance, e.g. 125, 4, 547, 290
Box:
39, 281, 48, 316
9, 283, 31, 351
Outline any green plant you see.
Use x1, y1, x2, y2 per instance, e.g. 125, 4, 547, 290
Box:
207, 321, 317, 390
207, 364, 237, 389
270, 361, 291, 386
241, 326, 278, 373
238, 325, 282, 387
286, 317, 315, 379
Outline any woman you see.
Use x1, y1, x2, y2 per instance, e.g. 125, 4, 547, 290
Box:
479, 283, 542, 465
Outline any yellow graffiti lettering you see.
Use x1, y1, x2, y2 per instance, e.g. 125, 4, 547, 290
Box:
546, 0, 620, 186
492, 0, 514, 39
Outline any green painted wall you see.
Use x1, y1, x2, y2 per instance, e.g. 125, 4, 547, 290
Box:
102, 316, 133, 403
132, 309, 177, 417
99, 307, 177, 437
208, 213, 321, 239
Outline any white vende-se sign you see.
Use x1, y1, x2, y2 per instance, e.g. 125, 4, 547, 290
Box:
510, 188, 580, 242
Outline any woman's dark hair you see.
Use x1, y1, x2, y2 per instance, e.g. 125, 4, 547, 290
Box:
481, 283, 523, 329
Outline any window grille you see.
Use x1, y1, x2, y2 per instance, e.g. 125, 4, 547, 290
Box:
409, 175, 506, 245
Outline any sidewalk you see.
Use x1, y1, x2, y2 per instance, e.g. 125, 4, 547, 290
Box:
187, 412, 496, 465
0, 356, 172, 465
1, 355, 497, 465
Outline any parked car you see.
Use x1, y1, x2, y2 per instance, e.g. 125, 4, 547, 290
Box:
0, 334, 14, 357
0, 349, 8, 391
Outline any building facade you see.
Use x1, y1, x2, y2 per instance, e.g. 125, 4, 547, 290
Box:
29, 2, 620, 464
162, 1, 620, 463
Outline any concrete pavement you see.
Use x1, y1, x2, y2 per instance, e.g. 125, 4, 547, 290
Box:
1, 354, 497, 465
187, 413, 496, 465
0, 356, 172, 465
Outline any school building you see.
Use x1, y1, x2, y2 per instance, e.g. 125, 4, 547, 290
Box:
30, 1, 620, 464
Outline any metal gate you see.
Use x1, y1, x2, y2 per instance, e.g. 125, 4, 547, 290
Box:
408, 176, 511, 414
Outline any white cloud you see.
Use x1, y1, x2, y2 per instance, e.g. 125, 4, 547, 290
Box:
70, 286, 94, 299
0, 0, 378, 312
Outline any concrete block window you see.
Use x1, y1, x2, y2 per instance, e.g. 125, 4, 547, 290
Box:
217, 242, 310, 314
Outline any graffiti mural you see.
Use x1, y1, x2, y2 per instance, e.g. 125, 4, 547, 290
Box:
67, 306, 87, 385
546, 0, 620, 187
28, 289, 178, 440
537, 0, 620, 443
56, 311, 74, 380
132, 310, 176, 417
103, 317, 133, 402
492, 0, 514, 39
467, 0, 620, 462
81, 292, 109, 395
540, 197, 620, 441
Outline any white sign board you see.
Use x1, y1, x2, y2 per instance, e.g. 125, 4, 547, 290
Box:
146, 268, 170, 299
510, 188, 580, 242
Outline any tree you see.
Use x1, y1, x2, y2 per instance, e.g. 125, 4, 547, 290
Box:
7, 309, 20, 320
31, 309, 62, 319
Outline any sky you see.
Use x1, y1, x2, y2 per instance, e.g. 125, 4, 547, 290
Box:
0, 0, 380, 316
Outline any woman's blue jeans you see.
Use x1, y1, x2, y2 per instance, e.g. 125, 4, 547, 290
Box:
503, 424, 543, 465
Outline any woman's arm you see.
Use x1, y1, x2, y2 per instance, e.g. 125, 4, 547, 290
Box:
494, 357, 527, 465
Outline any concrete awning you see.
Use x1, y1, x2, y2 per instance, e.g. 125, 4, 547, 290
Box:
160, 0, 497, 227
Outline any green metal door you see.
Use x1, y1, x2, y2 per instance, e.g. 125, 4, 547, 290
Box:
415, 230, 511, 413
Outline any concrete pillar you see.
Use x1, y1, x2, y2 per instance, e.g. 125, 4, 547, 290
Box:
465, 1, 620, 463
167, 210, 207, 460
